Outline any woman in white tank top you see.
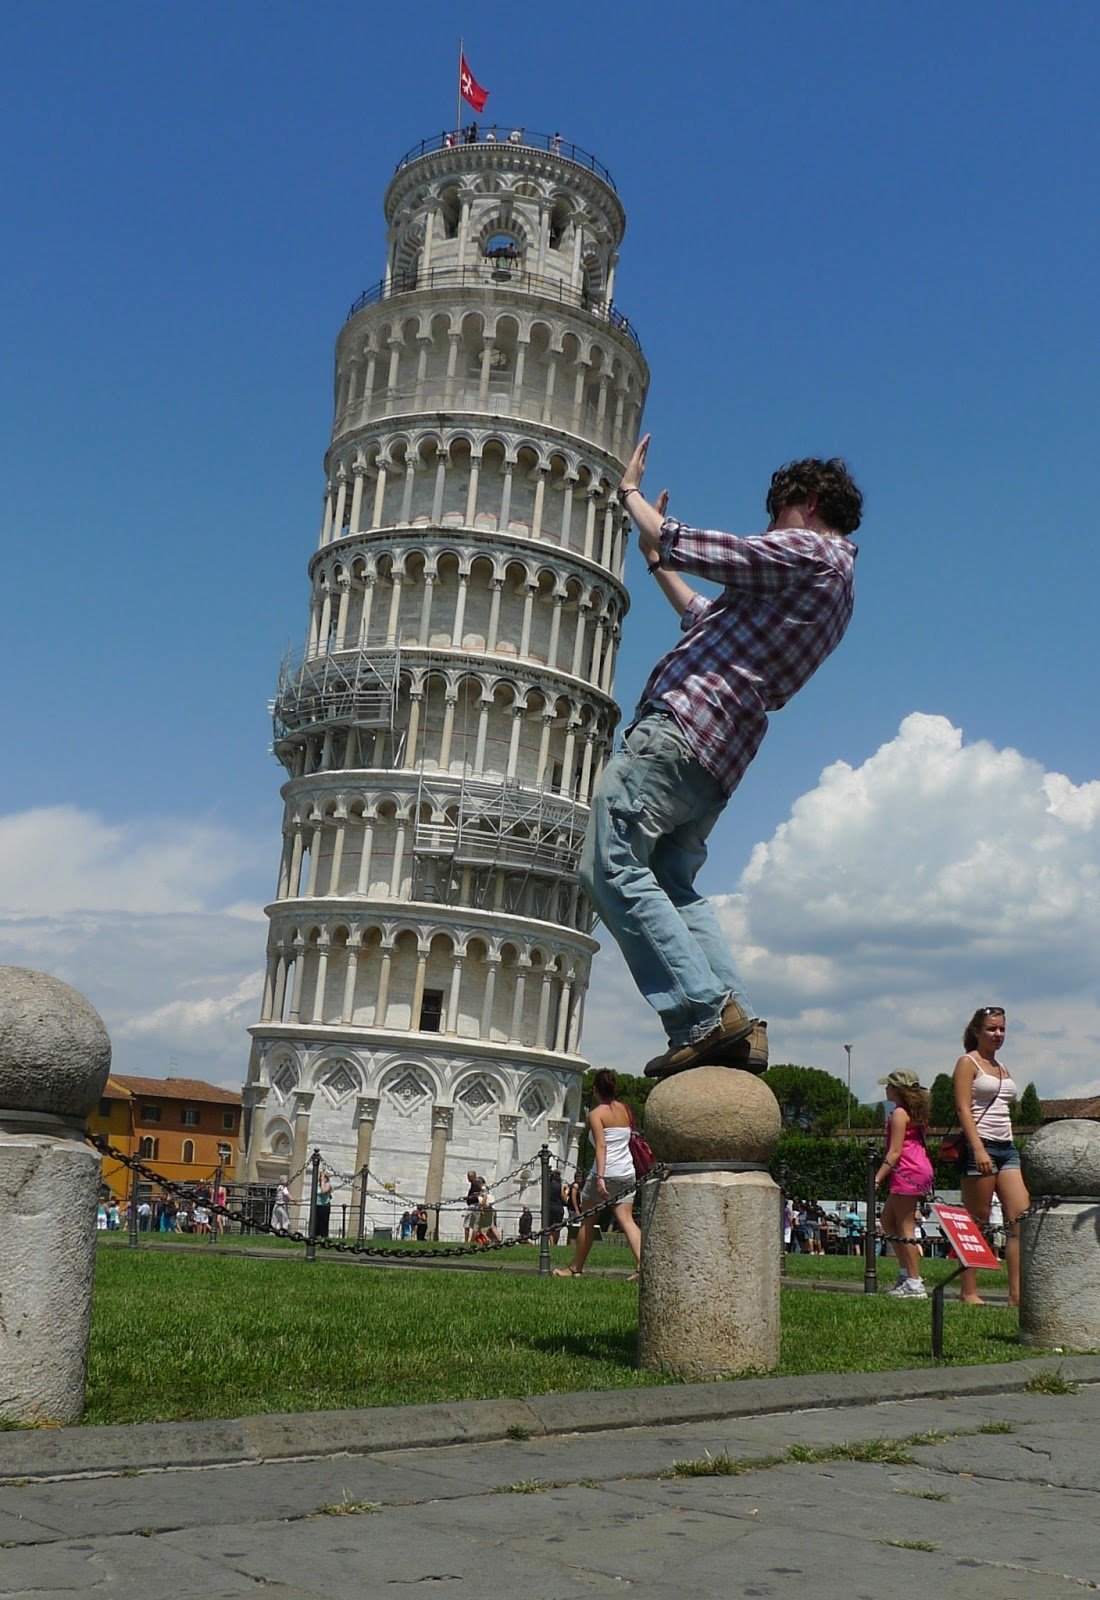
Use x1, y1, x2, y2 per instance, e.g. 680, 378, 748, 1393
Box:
953, 1006, 1030, 1306
554, 1069, 643, 1280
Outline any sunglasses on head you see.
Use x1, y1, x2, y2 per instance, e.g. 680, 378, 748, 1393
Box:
977, 1006, 1005, 1017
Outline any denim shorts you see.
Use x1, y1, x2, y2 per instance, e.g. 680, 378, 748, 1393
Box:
580, 1171, 634, 1206
957, 1137, 1021, 1178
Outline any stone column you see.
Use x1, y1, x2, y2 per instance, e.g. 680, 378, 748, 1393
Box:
350, 1096, 380, 1228
497, 1113, 519, 1185
547, 1117, 571, 1167
0, 968, 111, 1425
1020, 1119, 1100, 1351
340, 947, 360, 1024
348, 467, 365, 534
480, 956, 500, 1037
486, 579, 504, 651
424, 1104, 453, 1231
639, 1068, 782, 1379
327, 816, 347, 894
356, 820, 375, 894
418, 574, 436, 645
240, 1083, 270, 1183
288, 1090, 315, 1225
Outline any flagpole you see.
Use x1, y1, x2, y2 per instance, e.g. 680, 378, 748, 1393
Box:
457, 37, 463, 135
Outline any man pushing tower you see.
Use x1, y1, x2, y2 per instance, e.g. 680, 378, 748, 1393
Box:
580, 436, 862, 1080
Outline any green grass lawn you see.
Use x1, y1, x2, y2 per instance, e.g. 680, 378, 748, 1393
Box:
85, 1240, 1036, 1427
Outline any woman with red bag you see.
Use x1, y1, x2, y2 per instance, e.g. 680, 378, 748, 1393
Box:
953, 1006, 1029, 1307
554, 1070, 642, 1280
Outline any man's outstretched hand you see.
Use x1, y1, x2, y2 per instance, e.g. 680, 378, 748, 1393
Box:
618, 433, 650, 495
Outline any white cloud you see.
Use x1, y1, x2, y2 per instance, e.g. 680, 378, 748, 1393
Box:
0, 806, 263, 915
0, 805, 267, 1083
584, 714, 1100, 1102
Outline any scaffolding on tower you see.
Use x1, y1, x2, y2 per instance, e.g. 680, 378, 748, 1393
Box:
270, 645, 400, 743
411, 764, 586, 904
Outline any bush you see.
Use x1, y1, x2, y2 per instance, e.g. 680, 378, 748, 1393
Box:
772, 1133, 874, 1199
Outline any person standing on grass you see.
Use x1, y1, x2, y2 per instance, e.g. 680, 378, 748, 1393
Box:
314, 1170, 333, 1238
593, 435, 862, 1083
554, 1070, 642, 1280
874, 1069, 934, 1299
271, 1178, 291, 1234
953, 1006, 1029, 1307
463, 1171, 481, 1242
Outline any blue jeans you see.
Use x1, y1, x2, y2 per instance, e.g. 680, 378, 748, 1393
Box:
579, 711, 750, 1046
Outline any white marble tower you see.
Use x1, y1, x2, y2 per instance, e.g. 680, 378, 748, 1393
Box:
241, 129, 648, 1234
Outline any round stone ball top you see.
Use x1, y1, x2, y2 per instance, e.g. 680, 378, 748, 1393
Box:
0, 967, 112, 1117
1021, 1118, 1100, 1198
644, 1067, 782, 1164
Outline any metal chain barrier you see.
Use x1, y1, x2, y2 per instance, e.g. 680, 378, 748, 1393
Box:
86, 1131, 662, 1263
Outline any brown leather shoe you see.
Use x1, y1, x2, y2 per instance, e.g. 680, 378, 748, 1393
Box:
723, 1019, 769, 1074
643, 1000, 754, 1079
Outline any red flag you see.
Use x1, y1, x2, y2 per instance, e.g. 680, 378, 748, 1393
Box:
460, 54, 489, 114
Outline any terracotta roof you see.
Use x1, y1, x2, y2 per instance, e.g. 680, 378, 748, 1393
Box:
101, 1078, 132, 1100
111, 1074, 242, 1106
1041, 1097, 1100, 1122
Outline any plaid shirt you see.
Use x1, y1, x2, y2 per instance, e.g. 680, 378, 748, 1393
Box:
634, 518, 858, 795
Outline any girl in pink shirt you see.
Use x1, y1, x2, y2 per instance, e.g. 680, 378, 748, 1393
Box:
874, 1069, 934, 1299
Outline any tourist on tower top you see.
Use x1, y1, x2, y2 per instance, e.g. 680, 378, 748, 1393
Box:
584, 437, 862, 1081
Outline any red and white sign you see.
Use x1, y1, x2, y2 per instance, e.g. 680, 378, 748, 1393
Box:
933, 1204, 999, 1269
460, 54, 489, 113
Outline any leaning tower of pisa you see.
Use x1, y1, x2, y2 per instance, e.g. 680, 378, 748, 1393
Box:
241, 128, 648, 1235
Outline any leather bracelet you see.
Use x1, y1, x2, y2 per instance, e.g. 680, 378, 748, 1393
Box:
619, 485, 641, 503
647, 560, 662, 575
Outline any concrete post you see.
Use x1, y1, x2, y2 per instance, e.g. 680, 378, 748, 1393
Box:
0, 967, 111, 1425
638, 1067, 782, 1380
1019, 1119, 1100, 1351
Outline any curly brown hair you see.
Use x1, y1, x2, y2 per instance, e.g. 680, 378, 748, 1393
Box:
891, 1083, 930, 1126
766, 458, 863, 536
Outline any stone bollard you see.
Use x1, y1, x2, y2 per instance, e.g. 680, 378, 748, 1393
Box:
1019, 1118, 1100, 1352
0, 967, 111, 1425
638, 1066, 782, 1378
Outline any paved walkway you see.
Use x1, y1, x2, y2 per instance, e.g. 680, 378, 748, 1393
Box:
2, 1357, 1098, 1599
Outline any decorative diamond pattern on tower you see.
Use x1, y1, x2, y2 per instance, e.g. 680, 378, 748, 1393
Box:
241, 131, 648, 1234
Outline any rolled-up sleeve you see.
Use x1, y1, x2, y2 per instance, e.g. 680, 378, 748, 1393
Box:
680, 593, 712, 633
660, 517, 824, 593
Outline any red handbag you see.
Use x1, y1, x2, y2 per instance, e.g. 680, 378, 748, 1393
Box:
627, 1108, 655, 1177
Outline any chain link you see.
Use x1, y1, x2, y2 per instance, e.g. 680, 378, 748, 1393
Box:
86, 1132, 660, 1262
92, 1130, 1065, 1266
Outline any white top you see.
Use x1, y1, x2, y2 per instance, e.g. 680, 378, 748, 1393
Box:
593, 1123, 634, 1181
968, 1056, 1017, 1142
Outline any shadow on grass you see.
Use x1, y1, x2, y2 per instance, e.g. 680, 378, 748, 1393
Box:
529, 1328, 638, 1366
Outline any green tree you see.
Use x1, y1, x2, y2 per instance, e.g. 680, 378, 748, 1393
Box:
761, 1064, 850, 1133
929, 1072, 956, 1128
1017, 1081, 1043, 1128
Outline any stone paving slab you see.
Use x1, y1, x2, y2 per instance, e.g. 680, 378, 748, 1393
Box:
1, 1373, 1098, 1598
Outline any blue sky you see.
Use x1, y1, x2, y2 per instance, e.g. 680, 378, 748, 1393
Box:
2, 2, 1098, 1102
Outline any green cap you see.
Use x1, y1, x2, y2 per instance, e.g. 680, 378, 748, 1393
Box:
877, 1068, 923, 1091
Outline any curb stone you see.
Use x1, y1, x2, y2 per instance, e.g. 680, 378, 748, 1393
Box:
2, 1354, 1098, 1483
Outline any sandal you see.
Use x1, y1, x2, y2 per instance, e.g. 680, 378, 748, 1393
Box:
553, 1266, 583, 1277
626, 1270, 640, 1282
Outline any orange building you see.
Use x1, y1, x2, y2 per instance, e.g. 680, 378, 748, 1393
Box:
88, 1075, 242, 1201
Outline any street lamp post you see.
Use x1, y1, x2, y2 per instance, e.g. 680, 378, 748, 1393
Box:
844, 1044, 853, 1130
